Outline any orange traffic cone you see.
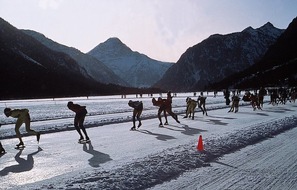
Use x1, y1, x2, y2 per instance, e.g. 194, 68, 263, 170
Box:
197, 135, 204, 151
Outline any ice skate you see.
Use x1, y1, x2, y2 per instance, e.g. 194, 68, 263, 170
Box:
175, 116, 180, 123
36, 133, 41, 143
130, 126, 136, 131
78, 137, 84, 143
0, 147, 5, 154
15, 142, 25, 149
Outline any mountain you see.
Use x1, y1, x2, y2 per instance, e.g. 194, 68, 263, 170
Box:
88, 37, 173, 88
23, 30, 128, 87
208, 17, 297, 90
153, 22, 284, 92
0, 18, 126, 99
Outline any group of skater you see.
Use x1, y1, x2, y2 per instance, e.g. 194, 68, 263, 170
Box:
224, 87, 297, 113
4, 87, 293, 155
128, 91, 208, 131
128, 87, 296, 133
128, 91, 183, 131
0, 101, 90, 154
1, 91, 210, 154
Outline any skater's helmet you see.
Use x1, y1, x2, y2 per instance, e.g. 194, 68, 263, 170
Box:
4, 108, 11, 117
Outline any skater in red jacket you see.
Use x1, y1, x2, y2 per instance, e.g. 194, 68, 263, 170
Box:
67, 101, 90, 143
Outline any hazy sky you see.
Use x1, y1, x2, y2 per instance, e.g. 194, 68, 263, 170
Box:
1, 0, 296, 62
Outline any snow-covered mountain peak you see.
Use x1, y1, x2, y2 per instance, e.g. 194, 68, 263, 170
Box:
242, 22, 283, 37
154, 22, 284, 91
88, 37, 173, 88
23, 30, 127, 86
88, 37, 132, 57
242, 26, 254, 33
261, 22, 274, 29
258, 22, 283, 37
104, 37, 131, 50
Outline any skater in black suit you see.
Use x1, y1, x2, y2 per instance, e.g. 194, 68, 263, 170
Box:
128, 100, 143, 131
67, 101, 90, 143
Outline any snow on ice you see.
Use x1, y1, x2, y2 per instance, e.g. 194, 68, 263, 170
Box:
0, 92, 297, 189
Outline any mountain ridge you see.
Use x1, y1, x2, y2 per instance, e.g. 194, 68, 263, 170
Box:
23, 30, 128, 86
153, 22, 284, 92
0, 17, 131, 99
88, 37, 173, 88
208, 17, 297, 89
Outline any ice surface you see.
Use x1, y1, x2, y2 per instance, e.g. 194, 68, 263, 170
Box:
0, 92, 297, 189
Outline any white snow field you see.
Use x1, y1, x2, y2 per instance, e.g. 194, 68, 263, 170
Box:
0, 92, 297, 190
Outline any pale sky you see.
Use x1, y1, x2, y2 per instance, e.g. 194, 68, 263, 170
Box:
1, 0, 296, 62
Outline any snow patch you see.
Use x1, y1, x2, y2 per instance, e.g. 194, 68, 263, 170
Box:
18, 51, 46, 68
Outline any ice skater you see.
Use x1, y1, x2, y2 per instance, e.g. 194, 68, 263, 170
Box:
128, 100, 143, 131
184, 97, 197, 119
197, 95, 208, 116
4, 108, 40, 148
152, 97, 180, 127
67, 101, 90, 143
228, 95, 240, 113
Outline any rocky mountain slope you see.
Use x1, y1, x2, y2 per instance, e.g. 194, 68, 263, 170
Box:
209, 17, 297, 90
0, 18, 126, 99
153, 22, 284, 92
88, 38, 173, 88
23, 30, 128, 87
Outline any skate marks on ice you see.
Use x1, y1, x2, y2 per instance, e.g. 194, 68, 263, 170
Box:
0, 147, 43, 176
156, 126, 297, 190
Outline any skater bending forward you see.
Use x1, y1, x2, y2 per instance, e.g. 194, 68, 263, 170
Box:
67, 101, 90, 143
128, 100, 143, 131
4, 108, 40, 148
184, 97, 197, 120
152, 97, 180, 127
